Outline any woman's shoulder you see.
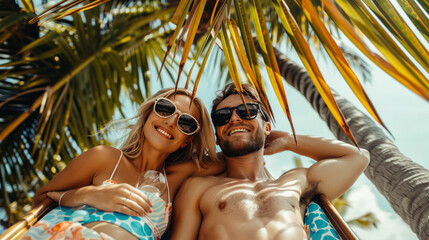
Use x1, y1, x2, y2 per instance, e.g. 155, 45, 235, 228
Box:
85, 145, 119, 154
76, 145, 122, 167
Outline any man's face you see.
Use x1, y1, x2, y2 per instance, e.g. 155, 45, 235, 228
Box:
214, 94, 271, 157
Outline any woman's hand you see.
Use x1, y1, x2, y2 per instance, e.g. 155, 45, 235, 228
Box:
48, 183, 153, 217
264, 131, 292, 155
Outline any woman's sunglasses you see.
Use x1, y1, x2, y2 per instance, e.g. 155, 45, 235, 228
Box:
211, 103, 268, 127
153, 98, 200, 135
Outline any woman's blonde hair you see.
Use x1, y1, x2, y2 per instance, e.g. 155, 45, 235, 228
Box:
119, 88, 217, 166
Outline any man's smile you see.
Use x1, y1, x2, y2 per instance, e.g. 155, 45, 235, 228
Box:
228, 128, 250, 135
225, 124, 252, 136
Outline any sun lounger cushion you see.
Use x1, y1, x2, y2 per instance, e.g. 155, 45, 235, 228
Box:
304, 202, 340, 240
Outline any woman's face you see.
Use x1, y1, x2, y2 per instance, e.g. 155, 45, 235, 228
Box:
143, 94, 201, 154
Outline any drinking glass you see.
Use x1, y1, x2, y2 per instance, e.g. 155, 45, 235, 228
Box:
136, 170, 166, 197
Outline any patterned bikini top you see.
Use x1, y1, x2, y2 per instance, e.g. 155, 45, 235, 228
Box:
93, 150, 172, 239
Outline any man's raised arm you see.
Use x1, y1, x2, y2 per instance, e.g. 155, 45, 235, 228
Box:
171, 177, 205, 240
266, 131, 369, 201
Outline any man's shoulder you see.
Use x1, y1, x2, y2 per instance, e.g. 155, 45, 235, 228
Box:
178, 176, 223, 201
185, 175, 223, 187
278, 167, 308, 180
277, 167, 313, 188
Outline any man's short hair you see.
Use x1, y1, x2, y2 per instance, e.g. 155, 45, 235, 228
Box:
211, 83, 270, 122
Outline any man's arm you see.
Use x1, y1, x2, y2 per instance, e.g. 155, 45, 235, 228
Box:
268, 131, 369, 201
171, 177, 205, 240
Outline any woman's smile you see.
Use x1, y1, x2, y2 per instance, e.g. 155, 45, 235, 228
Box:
155, 125, 174, 139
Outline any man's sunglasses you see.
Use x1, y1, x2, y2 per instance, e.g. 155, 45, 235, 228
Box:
211, 103, 268, 127
153, 98, 200, 135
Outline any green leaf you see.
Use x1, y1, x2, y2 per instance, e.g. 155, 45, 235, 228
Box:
397, 0, 429, 42
323, 0, 428, 99
335, 0, 429, 99
299, 0, 389, 132
273, 0, 358, 146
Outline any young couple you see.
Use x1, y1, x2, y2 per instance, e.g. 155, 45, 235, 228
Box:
24, 83, 369, 240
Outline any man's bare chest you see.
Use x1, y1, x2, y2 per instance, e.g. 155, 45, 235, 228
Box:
201, 180, 304, 219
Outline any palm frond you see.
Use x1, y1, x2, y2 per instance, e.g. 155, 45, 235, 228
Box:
0, 1, 176, 223
32, 0, 429, 146
347, 212, 379, 229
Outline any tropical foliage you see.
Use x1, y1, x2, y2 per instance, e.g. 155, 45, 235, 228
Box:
0, 0, 181, 225
0, 0, 428, 235
36, 0, 429, 146
275, 49, 429, 239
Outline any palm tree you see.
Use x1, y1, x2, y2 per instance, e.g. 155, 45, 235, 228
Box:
273, 47, 429, 239
1, 0, 428, 237
0, 0, 180, 225
38, 0, 429, 146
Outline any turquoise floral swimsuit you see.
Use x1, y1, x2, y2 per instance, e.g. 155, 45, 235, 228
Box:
22, 150, 172, 240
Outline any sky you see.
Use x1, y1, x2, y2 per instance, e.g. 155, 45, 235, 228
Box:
141, 23, 429, 238
2, 45, 425, 239
183, 45, 428, 239
2, 0, 427, 238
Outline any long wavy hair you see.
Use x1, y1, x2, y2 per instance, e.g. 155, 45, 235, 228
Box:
119, 88, 217, 166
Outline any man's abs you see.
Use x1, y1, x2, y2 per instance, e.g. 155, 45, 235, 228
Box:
198, 212, 307, 240
198, 179, 308, 240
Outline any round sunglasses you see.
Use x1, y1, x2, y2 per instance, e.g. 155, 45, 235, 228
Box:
211, 103, 268, 127
153, 98, 200, 135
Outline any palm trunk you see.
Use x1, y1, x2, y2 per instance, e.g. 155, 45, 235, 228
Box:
273, 47, 429, 239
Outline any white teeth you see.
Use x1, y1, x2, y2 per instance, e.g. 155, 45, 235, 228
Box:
229, 128, 248, 135
157, 128, 172, 138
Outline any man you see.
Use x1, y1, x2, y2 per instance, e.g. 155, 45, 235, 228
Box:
171, 83, 369, 240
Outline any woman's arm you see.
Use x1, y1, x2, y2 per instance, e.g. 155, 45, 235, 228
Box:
32, 145, 109, 206
46, 183, 152, 216
165, 156, 225, 200
33, 146, 152, 216
193, 152, 226, 176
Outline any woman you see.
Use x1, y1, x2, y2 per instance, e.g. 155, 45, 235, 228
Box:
23, 88, 221, 240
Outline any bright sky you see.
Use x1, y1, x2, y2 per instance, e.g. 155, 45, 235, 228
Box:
186, 45, 428, 239
1, 1, 426, 238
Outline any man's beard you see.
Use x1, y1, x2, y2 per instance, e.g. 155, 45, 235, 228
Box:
218, 127, 264, 157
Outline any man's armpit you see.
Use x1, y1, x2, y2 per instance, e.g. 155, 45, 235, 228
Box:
300, 181, 318, 207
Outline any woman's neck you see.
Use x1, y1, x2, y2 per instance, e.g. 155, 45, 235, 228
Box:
134, 141, 169, 173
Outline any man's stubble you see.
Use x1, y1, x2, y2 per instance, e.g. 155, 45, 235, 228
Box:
217, 125, 265, 157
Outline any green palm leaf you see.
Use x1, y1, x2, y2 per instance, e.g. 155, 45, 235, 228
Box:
0, 0, 177, 222
397, 0, 429, 42
32, 0, 429, 147
3, 0, 429, 227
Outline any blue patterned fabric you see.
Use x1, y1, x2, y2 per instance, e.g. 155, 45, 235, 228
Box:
304, 202, 340, 240
23, 191, 171, 240
23, 206, 156, 240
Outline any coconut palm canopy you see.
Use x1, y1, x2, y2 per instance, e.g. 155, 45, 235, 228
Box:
0, 0, 428, 230
32, 0, 429, 143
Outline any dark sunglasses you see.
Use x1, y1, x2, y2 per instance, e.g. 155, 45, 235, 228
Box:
211, 103, 268, 127
153, 98, 200, 135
